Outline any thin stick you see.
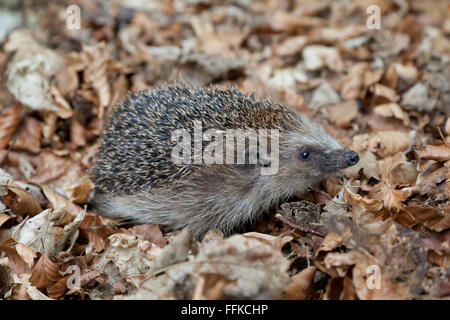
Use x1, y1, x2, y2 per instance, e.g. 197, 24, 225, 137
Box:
275, 214, 326, 238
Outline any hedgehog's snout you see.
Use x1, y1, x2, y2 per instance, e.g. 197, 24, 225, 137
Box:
319, 148, 359, 173
344, 150, 359, 167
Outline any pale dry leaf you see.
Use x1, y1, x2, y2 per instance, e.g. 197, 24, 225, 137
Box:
270, 11, 323, 32
402, 82, 437, 112
125, 235, 290, 300
303, 45, 344, 72
15, 243, 36, 270
309, 82, 341, 111
94, 233, 162, 280
82, 43, 111, 117
5, 30, 65, 112
374, 103, 409, 125
340, 63, 368, 99
9, 274, 53, 300
40, 184, 84, 219
327, 100, 359, 127
243, 232, 293, 251
11, 207, 85, 255
352, 131, 410, 158
372, 83, 399, 102
275, 36, 308, 56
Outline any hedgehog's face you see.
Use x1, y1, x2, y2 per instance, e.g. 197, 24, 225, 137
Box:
276, 127, 359, 188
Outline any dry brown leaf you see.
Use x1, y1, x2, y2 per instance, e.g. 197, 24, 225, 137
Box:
372, 83, 399, 102
0, 103, 26, 150
0, 238, 29, 275
0, 212, 11, 227
398, 205, 450, 232
54, 66, 79, 97
380, 153, 418, 187
10, 117, 42, 153
79, 214, 117, 253
340, 63, 368, 99
374, 103, 409, 126
28, 150, 77, 185
129, 224, 167, 248
46, 275, 69, 299
243, 232, 293, 251
368, 182, 413, 212
270, 11, 323, 32
283, 266, 317, 300
417, 166, 448, 195
192, 273, 229, 300
62, 179, 94, 204
15, 243, 37, 270
303, 45, 343, 72
83, 43, 111, 118
352, 131, 410, 158
364, 68, 384, 88
327, 100, 359, 127
309, 25, 368, 43
418, 145, 450, 162
275, 36, 308, 56
2, 181, 42, 216
30, 254, 61, 289
40, 184, 84, 219
70, 118, 87, 148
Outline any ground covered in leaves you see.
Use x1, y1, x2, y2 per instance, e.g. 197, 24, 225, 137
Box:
0, 0, 449, 300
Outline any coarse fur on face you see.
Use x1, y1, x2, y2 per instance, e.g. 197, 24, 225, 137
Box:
91, 83, 358, 239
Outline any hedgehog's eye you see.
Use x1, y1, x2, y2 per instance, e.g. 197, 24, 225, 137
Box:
299, 150, 311, 160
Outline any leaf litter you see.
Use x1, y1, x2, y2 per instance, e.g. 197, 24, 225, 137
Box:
0, 0, 449, 300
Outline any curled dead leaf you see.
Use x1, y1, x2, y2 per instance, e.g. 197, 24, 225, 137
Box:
352, 131, 410, 158
283, 266, 317, 300
0, 103, 26, 150
2, 181, 42, 216
30, 254, 60, 289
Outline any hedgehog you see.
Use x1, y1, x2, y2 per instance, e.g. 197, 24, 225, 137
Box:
90, 82, 359, 239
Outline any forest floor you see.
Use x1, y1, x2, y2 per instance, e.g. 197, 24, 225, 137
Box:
0, 0, 449, 300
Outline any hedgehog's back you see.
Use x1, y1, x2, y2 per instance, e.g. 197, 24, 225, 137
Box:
91, 83, 296, 194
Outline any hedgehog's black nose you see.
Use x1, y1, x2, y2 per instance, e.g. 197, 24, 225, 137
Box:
344, 150, 359, 166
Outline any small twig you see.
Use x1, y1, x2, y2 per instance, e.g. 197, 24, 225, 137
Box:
437, 127, 449, 148
275, 214, 326, 238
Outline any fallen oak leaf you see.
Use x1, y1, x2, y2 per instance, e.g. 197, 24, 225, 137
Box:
352, 131, 410, 158
15, 243, 37, 270
128, 224, 167, 248
9, 117, 42, 153
283, 266, 317, 300
0, 103, 26, 149
0, 238, 29, 275
418, 145, 450, 162
46, 275, 69, 299
0, 212, 11, 227
30, 253, 61, 289
6, 274, 53, 300
62, 179, 94, 205
40, 184, 84, 219
2, 181, 42, 216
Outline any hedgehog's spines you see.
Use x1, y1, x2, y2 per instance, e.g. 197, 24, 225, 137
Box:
92, 82, 301, 194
